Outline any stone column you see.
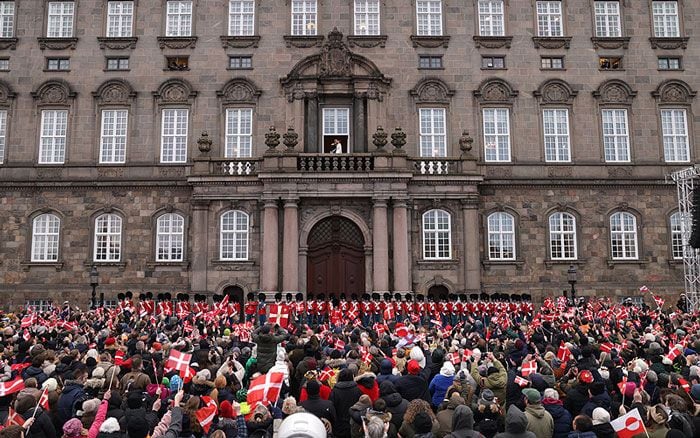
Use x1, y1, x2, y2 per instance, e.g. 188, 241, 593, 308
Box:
260, 199, 279, 293
353, 93, 366, 152
191, 200, 210, 293
282, 198, 300, 293
462, 194, 481, 292
305, 94, 318, 152
392, 199, 411, 293
373, 198, 389, 293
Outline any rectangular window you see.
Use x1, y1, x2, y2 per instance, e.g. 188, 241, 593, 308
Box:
322, 107, 350, 153
46, 57, 70, 70
478, 0, 504, 36
165, 0, 192, 37
354, 0, 380, 35
228, 55, 252, 69
220, 212, 249, 261
549, 213, 577, 260
418, 55, 442, 69
291, 0, 317, 36
106, 57, 129, 70
94, 214, 122, 262
419, 108, 446, 157
541, 56, 564, 69
542, 109, 570, 162
661, 108, 689, 162
601, 109, 629, 162
0, 2, 15, 38
610, 212, 638, 260
160, 108, 188, 163
416, 0, 442, 36
483, 108, 511, 162
599, 56, 622, 70
166, 56, 189, 70
100, 109, 128, 164
25, 300, 53, 312
423, 210, 451, 259
228, 0, 254, 36
39, 110, 68, 164
594, 1, 621, 37
670, 213, 683, 260
536, 1, 563, 37
652, 1, 679, 37
47, 1, 74, 37
106, 1, 133, 37
0, 58, 8, 70
225, 108, 253, 158
658, 57, 681, 70
0, 110, 6, 163
481, 55, 505, 69
32, 214, 60, 262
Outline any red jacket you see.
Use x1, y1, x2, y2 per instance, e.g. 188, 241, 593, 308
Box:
299, 383, 332, 401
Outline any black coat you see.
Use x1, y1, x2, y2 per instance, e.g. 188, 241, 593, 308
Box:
21, 408, 56, 438
395, 374, 430, 403
300, 395, 336, 424
581, 393, 611, 418
329, 381, 362, 438
57, 381, 88, 427
252, 329, 287, 374
563, 385, 589, 417
543, 400, 572, 438
23, 366, 49, 386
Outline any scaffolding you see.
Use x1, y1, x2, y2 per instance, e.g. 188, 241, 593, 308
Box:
669, 165, 700, 313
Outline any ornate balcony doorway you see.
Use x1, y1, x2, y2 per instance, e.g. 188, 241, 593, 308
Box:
307, 216, 365, 297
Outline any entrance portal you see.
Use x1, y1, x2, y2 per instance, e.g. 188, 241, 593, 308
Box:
307, 216, 365, 297
222, 285, 244, 309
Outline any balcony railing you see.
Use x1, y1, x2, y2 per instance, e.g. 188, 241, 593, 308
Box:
213, 158, 260, 175
297, 154, 374, 172
410, 158, 463, 175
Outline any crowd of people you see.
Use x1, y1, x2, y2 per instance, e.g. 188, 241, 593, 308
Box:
0, 290, 698, 438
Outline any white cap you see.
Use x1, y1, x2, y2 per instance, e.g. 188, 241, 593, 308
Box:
278, 413, 327, 438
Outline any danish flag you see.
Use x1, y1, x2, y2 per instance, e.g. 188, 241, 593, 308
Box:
0, 377, 25, 397
334, 339, 345, 350
395, 325, 408, 338
195, 396, 218, 433
462, 349, 473, 362
599, 342, 614, 354
246, 372, 285, 411
114, 350, 125, 366
521, 360, 537, 377
21, 314, 34, 329
38, 387, 49, 410
652, 295, 665, 309
383, 306, 395, 321
610, 408, 646, 438
268, 304, 290, 328
5, 407, 23, 427
166, 350, 192, 377
514, 375, 530, 388
319, 367, 335, 382
449, 351, 461, 365
665, 345, 682, 363
678, 378, 691, 393
360, 348, 373, 364
557, 343, 571, 363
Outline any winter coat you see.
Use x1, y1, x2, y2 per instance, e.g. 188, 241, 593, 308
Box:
445, 405, 484, 438
396, 374, 430, 403
380, 381, 408, 431
436, 399, 459, 438
494, 405, 536, 438
349, 397, 372, 438
524, 404, 554, 438
472, 360, 507, 408
21, 407, 56, 438
581, 393, 611, 418
542, 398, 571, 438
429, 374, 454, 408
163, 407, 183, 438
57, 381, 88, 427
563, 385, 589, 417
356, 373, 380, 402
398, 417, 440, 438
566, 432, 597, 438
89, 400, 108, 438
300, 394, 336, 424
23, 366, 49, 386
119, 371, 151, 392
252, 328, 287, 374
591, 423, 615, 438
377, 359, 400, 385
118, 407, 159, 432
329, 380, 362, 438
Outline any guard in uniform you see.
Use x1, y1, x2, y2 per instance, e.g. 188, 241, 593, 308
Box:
244, 292, 257, 323
257, 292, 267, 325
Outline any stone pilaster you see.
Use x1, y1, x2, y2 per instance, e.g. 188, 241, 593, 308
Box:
373, 198, 389, 293
392, 198, 411, 293
260, 199, 279, 293
462, 194, 481, 293
191, 199, 210, 294
282, 198, 300, 293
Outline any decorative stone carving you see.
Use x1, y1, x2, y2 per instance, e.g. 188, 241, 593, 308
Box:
197, 131, 212, 154
97, 168, 125, 178
532, 36, 572, 49
265, 126, 280, 151
158, 167, 185, 177
217, 78, 262, 105
347, 35, 387, 48
592, 80, 637, 105
410, 35, 450, 48
220, 35, 261, 48
652, 80, 696, 104
97, 37, 138, 50
156, 36, 197, 49
283, 127, 298, 151
486, 167, 512, 177
534, 79, 578, 104
318, 28, 352, 78
32, 80, 76, 105
459, 131, 474, 157
0, 80, 16, 107
547, 166, 573, 178
391, 127, 406, 154
92, 79, 136, 105
649, 37, 689, 50
372, 126, 388, 153
472, 35, 512, 49
0, 38, 18, 50
474, 79, 518, 103
366, 83, 382, 101
607, 166, 632, 178
410, 78, 455, 104
283, 35, 324, 48
37, 37, 78, 50
153, 79, 197, 105
590, 37, 630, 50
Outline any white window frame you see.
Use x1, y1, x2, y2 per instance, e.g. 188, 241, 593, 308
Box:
594, 1, 621, 37
670, 211, 683, 260
542, 108, 570, 162
291, 0, 317, 36
39, 109, 68, 165
419, 108, 446, 158
536, 1, 563, 37
483, 108, 511, 162
652, 1, 679, 38
601, 109, 630, 162
99, 109, 128, 164
46, 1, 74, 38
160, 108, 188, 163
220, 210, 249, 261
106, 1, 133, 37
156, 213, 185, 262
549, 212, 577, 260
25, 300, 53, 312
660, 108, 689, 163
165, 0, 192, 37
225, 108, 253, 158
0, 109, 6, 164
478, 0, 504, 36
416, 0, 442, 36
228, 0, 255, 36
31, 213, 60, 262
422, 209, 451, 260
610, 211, 638, 260
487, 212, 515, 260
0, 2, 15, 38
94, 213, 122, 262
354, 0, 380, 36
322, 107, 350, 151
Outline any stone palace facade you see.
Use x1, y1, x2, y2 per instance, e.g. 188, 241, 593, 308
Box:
0, 0, 696, 308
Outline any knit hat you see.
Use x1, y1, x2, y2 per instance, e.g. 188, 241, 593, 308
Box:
170, 374, 182, 391
282, 397, 298, 415
413, 412, 433, 434
407, 359, 421, 375
81, 398, 100, 415
306, 380, 320, 397
126, 416, 150, 438
592, 407, 610, 425
543, 388, 559, 400
62, 418, 85, 438
410, 347, 426, 368
440, 361, 455, 377
522, 388, 541, 404
219, 400, 234, 419
480, 389, 495, 404
99, 418, 120, 434
42, 378, 58, 392
578, 370, 594, 384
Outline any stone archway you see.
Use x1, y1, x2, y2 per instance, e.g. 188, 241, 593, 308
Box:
222, 285, 244, 309
306, 216, 366, 297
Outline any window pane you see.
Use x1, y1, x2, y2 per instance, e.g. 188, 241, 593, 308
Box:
220, 211, 249, 260
601, 109, 629, 162
229, 0, 255, 36
225, 108, 253, 158
156, 213, 185, 261
107, 1, 134, 37
39, 110, 68, 164
0, 2, 15, 38
478, 0, 504, 36
416, 0, 442, 36
483, 108, 511, 162
354, 0, 380, 35
32, 214, 61, 261
536, 1, 563, 37
594, 1, 621, 37
47, 2, 74, 37
166, 0, 192, 36
543, 109, 570, 162
94, 214, 122, 261
661, 109, 689, 162
100, 109, 128, 163
161, 109, 188, 163
291, 0, 317, 35
423, 209, 451, 259
419, 108, 446, 158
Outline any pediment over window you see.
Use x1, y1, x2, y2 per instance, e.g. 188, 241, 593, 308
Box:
652, 80, 696, 104
592, 80, 636, 105
410, 78, 454, 104
92, 79, 136, 105
153, 79, 197, 105
0, 80, 16, 107
534, 79, 578, 105
473, 78, 518, 104
217, 78, 262, 105
31, 80, 76, 105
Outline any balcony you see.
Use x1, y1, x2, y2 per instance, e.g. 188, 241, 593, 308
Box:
211, 158, 262, 175
297, 154, 374, 172
410, 158, 465, 175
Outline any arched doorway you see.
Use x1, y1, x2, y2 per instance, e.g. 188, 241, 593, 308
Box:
307, 216, 365, 297
222, 285, 244, 310
428, 285, 449, 301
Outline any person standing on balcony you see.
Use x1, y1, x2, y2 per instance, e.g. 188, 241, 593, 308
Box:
331, 139, 343, 154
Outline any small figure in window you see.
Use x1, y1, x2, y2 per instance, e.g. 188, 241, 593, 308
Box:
331, 138, 343, 154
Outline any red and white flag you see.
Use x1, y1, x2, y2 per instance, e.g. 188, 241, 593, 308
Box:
166, 350, 192, 377
514, 376, 529, 388
319, 367, 335, 382
557, 343, 571, 363
665, 345, 682, 363
639, 285, 650, 294
268, 304, 290, 328
599, 342, 614, 354
0, 377, 25, 397
462, 349, 473, 362
395, 324, 408, 338
38, 387, 49, 410
678, 378, 691, 393
195, 396, 218, 433
449, 351, 461, 365
247, 372, 285, 411
521, 360, 537, 377
652, 295, 665, 309
5, 407, 23, 427
21, 314, 34, 329
334, 339, 345, 350
610, 408, 646, 438
114, 350, 125, 366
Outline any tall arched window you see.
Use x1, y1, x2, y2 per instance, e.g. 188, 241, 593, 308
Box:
156, 213, 185, 261
487, 212, 515, 260
31, 213, 60, 261
422, 209, 451, 260
220, 210, 249, 260
669, 211, 683, 260
94, 214, 122, 261
610, 211, 638, 260
549, 212, 577, 260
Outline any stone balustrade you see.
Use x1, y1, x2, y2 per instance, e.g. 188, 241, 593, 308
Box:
297, 154, 375, 172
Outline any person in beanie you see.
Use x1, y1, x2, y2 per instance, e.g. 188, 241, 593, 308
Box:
379, 381, 408, 433
61, 418, 86, 438
396, 360, 430, 403
522, 388, 553, 438
590, 408, 614, 438
436, 393, 465, 437
542, 388, 572, 438
413, 412, 435, 438
300, 380, 336, 425
330, 368, 362, 438
429, 361, 456, 408
494, 405, 535, 438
